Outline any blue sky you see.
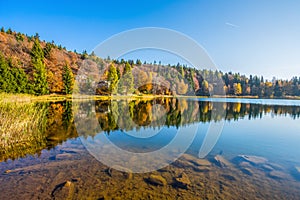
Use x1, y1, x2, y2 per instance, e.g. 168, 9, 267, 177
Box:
0, 0, 299, 79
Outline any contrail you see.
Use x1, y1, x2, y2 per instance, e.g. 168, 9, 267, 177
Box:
225, 22, 240, 28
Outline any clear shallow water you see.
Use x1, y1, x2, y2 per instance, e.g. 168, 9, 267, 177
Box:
0, 98, 300, 199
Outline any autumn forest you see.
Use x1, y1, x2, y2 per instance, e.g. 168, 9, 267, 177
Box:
1, 28, 300, 98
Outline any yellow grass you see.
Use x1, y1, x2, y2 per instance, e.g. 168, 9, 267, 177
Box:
0, 94, 48, 161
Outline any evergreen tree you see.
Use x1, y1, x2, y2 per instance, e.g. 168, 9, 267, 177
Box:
11, 66, 29, 93
118, 62, 134, 94
62, 64, 74, 94
0, 54, 11, 92
274, 81, 283, 97
6, 28, 12, 34
116, 67, 121, 79
136, 59, 142, 66
0, 54, 30, 93
107, 63, 119, 94
43, 42, 53, 58
31, 38, 49, 95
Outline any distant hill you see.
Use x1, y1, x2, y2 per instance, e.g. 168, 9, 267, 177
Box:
0, 28, 82, 94
0, 27, 300, 98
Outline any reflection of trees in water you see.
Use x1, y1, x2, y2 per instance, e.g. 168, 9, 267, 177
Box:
2, 99, 300, 161
94, 99, 300, 133
0, 101, 78, 161
45, 101, 78, 148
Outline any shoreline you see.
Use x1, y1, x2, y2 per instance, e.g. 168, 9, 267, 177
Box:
1, 93, 300, 102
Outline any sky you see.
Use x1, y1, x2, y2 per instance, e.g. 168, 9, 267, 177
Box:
0, 0, 300, 80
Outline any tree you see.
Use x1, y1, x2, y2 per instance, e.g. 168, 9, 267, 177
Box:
11, 66, 30, 93
233, 83, 242, 95
81, 50, 88, 59
62, 64, 74, 94
118, 62, 134, 94
43, 42, 53, 58
107, 63, 119, 94
31, 38, 49, 95
136, 59, 142, 66
0, 54, 12, 92
6, 28, 12, 34
0, 54, 30, 93
264, 82, 273, 97
274, 80, 283, 97
199, 80, 210, 96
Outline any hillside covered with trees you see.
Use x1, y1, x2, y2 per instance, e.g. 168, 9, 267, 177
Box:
0, 27, 300, 98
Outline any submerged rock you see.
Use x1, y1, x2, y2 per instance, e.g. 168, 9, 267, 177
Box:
261, 164, 274, 171
213, 155, 231, 168
241, 167, 253, 176
268, 171, 287, 180
194, 166, 210, 172
181, 154, 211, 166
107, 167, 132, 180
221, 174, 236, 181
237, 155, 268, 165
268, 163, 284, 171
193, 159, 211, 167
292, 166, 300, 180
174, 172, 191, 189
148, 174, 167, 186
55, 153, 74, 160
51, 180, 75, 200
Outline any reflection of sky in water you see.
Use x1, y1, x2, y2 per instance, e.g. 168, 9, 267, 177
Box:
188, 113, 300, 169
93, 126, 178, 153
96, 98, 300, 169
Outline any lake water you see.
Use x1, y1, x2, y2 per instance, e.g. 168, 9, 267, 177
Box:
0, 98, 300, 199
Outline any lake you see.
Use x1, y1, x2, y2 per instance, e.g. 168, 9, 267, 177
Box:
0, 98, 300, 199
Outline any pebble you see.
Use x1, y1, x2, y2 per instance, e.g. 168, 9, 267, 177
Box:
213, 155, 231, 168
148, 174, 167, 186
174, 172, 191, 189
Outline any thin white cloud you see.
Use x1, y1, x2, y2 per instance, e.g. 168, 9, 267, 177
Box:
225, 22, 240, 28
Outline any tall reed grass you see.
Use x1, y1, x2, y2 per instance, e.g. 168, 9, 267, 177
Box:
0, 93, 48, 161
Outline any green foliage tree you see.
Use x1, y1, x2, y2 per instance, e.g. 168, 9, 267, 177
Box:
62, 64, 74, 94
0, 54, 30, 93
107, 63, 119, 94
136, 59, 142, 66
6, 28, 12, 34
118, 62, 134, 94
201, 80, 210, 96
81, 50, 88, 59
0, 54, 12, 92
31, 38, 49, 95
274, 81, 283, 97
15, 32, 24, 42
43, 42, 53, 58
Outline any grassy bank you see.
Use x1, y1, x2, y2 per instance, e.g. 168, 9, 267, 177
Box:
0, 94, 48, 161
1, 93, 300, 103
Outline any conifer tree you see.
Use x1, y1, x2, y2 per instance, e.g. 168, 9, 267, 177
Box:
62, 64, 74, 94
31, 38, 49, 95
118, 62, 134, 94
107, 63, 119, 94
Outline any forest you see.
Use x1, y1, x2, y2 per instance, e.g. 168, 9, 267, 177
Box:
1, 27, 300, 98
